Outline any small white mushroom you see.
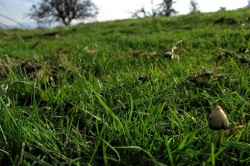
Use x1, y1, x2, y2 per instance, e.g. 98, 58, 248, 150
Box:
209, 106, 229, 148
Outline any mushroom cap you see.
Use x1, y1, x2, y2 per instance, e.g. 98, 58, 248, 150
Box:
163, 52, 173, 59
209, 106, 229, 130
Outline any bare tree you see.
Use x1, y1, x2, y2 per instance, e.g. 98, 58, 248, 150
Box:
130, 0, 177, 18
218, 7, 226, 11
130, 0, 158, 18
26, 0, 98, 26
131, 7, 149, 18
189, 0, 199, 14
157, 0, 177, 17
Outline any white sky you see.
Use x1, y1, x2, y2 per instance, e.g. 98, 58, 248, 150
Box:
0, 0, 248, 28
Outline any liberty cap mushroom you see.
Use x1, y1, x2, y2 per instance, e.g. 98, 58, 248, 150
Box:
209, 106, 229, 130
209, 106, 229, 148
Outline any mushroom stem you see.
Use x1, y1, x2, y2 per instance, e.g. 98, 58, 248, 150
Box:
216, 129, 223, 148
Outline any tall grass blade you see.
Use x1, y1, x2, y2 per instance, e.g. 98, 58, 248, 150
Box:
164, 136, 175, 166
88, 82, 125, 134
23, 151, 52, 166
101, 138, 121, 163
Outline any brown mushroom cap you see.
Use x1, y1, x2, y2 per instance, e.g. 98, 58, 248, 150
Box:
209, 106, 229, 130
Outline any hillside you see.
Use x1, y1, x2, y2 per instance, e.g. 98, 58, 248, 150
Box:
0, 8, 250, 165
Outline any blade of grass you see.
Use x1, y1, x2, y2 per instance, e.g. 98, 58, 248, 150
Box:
89, 123, 107, 164
23, 151, 52, 166
169, 106, 183, 129
207, 144, 231, 163
102, 136, 108, 166
128, 95, 134, 124
211, 142, 215, 166
88, 82, 125, 135
101, 137, 121, 163
164, 136, 175, 166
177, 126, 207, 150
115, 146, 157, 164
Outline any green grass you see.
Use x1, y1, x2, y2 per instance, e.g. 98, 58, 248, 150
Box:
0, 7, 250, 165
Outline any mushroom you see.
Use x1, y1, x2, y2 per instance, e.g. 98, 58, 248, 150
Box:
163, 52, 173, 59
208, 106, 229, 148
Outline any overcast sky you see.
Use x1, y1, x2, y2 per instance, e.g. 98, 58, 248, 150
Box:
0, 0, 248, 28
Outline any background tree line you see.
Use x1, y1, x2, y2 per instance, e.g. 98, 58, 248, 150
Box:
26, 0, 199, 26
2, 0, 250, 28
130, 0, 200, 18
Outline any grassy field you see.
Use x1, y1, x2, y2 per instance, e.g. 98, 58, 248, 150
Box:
1, 7, 250, 165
